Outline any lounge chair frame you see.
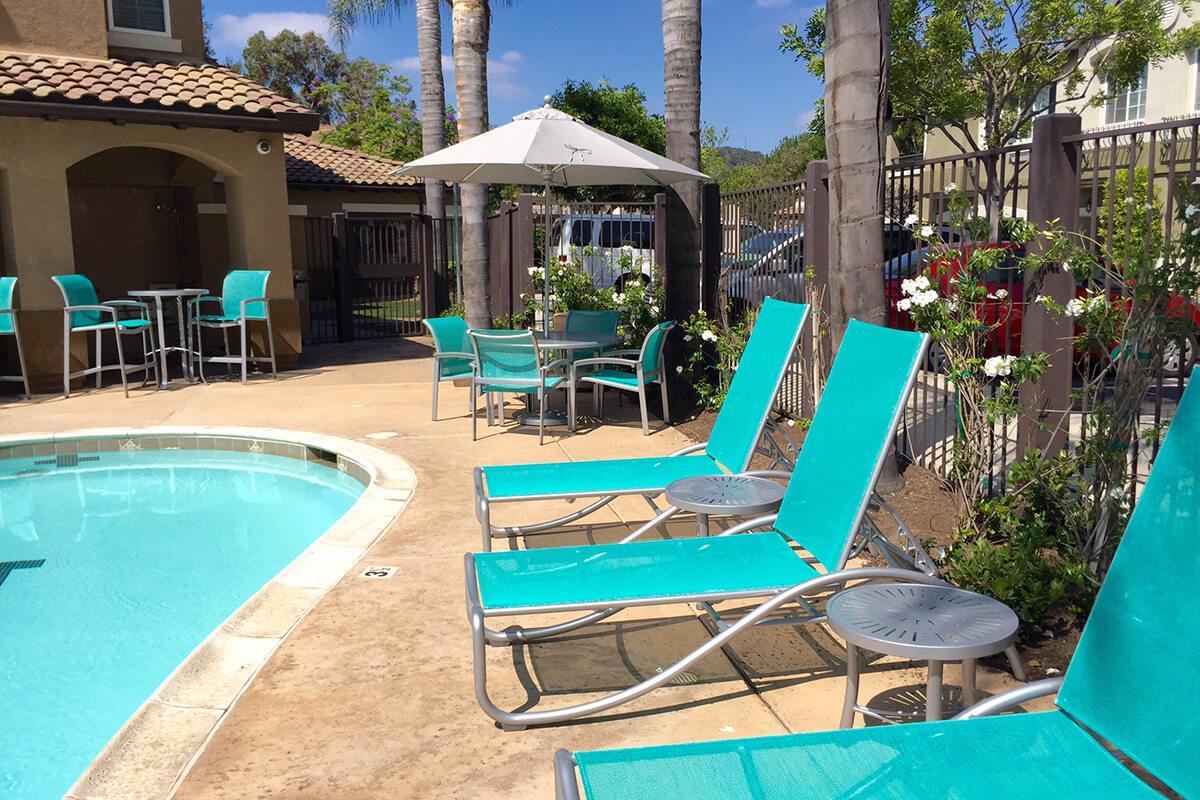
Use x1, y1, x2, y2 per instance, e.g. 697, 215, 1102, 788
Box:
468, 329, 576, 446
0, 277, 30, 399
53, 276, 158, 399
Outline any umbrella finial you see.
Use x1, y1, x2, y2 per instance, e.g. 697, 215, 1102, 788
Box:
543, 95, 552, 107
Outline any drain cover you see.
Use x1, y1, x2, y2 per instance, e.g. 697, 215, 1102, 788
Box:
359, 565, 397, 579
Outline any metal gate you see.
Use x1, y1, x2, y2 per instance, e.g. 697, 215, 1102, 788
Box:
303, 214, 435, 344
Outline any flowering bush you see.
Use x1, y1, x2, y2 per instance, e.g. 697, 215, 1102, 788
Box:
679, 310, 752, 408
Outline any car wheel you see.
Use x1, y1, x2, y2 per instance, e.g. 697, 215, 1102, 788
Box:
924, 342, 950, 374
613, 273, 649, 293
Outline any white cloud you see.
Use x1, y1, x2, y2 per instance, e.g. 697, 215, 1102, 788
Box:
392, 50, 526, 102
212, 12, 329, 48
755, 0, 791, 7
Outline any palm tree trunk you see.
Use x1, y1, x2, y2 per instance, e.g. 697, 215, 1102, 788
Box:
826, 0, 900, 487
416, 0, 450, 310
661, 0, 702, 322
451, 0, 491, 329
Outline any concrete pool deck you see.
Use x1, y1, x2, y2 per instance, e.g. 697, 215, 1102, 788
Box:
0, 338, 1038, 799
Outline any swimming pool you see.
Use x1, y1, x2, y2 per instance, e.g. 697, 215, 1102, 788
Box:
0, 437, 366, 799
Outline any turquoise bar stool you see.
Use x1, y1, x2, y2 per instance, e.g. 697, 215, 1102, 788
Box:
423, 316, 475, 421
576, 321, 675, 435
189, 270, 277, 383
0, 277, 30, 399
52, 274, 156, 399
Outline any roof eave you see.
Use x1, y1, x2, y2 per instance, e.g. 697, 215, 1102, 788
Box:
0, 99, 320, 134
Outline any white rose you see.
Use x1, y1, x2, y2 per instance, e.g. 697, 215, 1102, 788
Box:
675, 365, 684, 374
683, 334, 693, 342
911, 289, 938, 307
914, 275, 931, 291
1065, 298, 1084, 317
528, 267, 541, 276
944, 182, 957, 193
904, 213, 919, 228
919, 224, 934, 239
1086, 294, 1107, 311
896, 297, 913, 312
945, 299, 958, 312
900, 278, 918, 296
995, 288, 1008, 299
983, 354, 1016, 378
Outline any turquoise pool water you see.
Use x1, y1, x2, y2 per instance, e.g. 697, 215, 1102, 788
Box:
0, 446, 363, 799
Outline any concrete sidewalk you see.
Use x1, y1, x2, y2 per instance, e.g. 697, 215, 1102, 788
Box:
0, 338, 1028, 800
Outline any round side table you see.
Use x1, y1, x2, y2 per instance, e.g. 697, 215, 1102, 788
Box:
664, 474, 786, 536
827, 583, 1019, 726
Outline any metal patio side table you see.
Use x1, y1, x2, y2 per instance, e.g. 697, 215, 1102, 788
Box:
665, 474, 786, 536
827, 583, 1020, 726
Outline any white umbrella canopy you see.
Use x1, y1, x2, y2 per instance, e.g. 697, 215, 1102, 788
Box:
395, 102, 708, 186
396, 100, 707, 333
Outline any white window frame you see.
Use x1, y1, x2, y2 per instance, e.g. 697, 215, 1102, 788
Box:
107, 0, 172, 38
1103, 64, 1149, 127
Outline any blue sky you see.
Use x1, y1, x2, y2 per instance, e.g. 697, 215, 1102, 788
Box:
204, 0, 822, 153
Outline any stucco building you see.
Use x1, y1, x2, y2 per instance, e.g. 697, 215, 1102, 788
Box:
0, 0, 426, 390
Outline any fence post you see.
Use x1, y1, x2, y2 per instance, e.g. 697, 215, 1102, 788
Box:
1019, 113, 1081, 457
700, 183, 721, 315
515, 193, 536, 315
331, 212, 354, 343
419, 214, 436, 319
803, 159, 831, 417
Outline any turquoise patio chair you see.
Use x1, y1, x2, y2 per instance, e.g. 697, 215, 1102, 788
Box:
553, 365, 1200, 800
468, 329, 575, 446
576, 320, 675, 436
473, 297, 809, 551
0, 277, 30, 399
52, 274, 156, 399
189, 270, 276, 384
465, 320, 934, 728
423, 316, 475, 421
564, 309, 619, 363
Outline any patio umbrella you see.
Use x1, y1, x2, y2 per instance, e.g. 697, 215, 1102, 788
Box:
396, 99, 707, 332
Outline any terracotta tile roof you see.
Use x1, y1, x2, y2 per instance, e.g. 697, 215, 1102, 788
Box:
284, 134, 421, 188
0, 54, 318, 131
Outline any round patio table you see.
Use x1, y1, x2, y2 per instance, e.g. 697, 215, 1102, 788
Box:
128, 288, 208, 389
827, 583, 1019, 726
516, 330, 623, 426
665, 474, 786, 536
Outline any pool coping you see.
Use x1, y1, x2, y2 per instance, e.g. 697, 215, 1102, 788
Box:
0, 426, 416, 800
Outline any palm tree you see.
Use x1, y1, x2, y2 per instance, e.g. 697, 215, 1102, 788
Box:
661, 0, 702, 322
449, 0, 491, 329
824, 0, 898, 486
328, 0, 451, 309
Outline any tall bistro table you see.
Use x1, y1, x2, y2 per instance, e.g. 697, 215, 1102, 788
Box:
128, 288, 208, 388
519, 329, 622, 426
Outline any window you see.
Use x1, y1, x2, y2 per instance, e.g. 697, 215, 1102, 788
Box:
110, 0, 169, 34
1105, 64, 1149, 125
568, 220, 592, 247
598, 220, 653, 249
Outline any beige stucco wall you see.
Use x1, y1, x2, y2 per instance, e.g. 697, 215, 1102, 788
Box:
0, 116, 300, 389
0, 0, 109, 58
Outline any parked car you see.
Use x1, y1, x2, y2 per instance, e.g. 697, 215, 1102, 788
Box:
551, 213, 655, 290
886, 242, 1200, 372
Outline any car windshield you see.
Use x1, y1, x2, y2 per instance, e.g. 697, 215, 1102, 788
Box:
598, 220, 653, 249
739, 230, 797, 258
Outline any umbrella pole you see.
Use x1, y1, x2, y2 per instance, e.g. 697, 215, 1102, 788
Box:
543, 177, 552, 334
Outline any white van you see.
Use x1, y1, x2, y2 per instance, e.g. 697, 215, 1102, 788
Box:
550, 213, 656, 290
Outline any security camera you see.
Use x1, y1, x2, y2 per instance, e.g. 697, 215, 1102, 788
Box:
256, 139, 272, 155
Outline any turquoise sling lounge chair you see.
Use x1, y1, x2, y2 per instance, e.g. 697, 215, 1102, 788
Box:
465, 320, 935, 728
423, 316, 475, 421
473, 297, 809, 551
0, 277, 30, 399
553, 365, 1200, 800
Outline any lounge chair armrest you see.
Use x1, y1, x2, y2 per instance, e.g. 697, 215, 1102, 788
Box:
103, 300, 150, 310
542, 358, 573, 373
189, 295, 222, 307
954, 678, 1064, 720
554, 750, 582, 800
602, 348, 642, 357
63, 304, 118, 316
739, 469, 793, 480
573, 357, 640, 368
434, 351, 475, 361
717, 513, 779, 536
240, 296, 270, 313
669, 442, 707, 456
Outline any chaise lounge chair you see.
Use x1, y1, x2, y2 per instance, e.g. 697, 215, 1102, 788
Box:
473, 297, 809, 551
465, 320, 941, 729
552, 368, 1200, 800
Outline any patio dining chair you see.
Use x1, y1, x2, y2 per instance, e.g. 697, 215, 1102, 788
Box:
0, 277, 30, 399
189, 270, 277, 384
52, 274, 157, 399
564, 309, 619, 364
553, 366, 1200, 800
465, 320, 939, 729
472, 297, 809, 552
576, 320, 675, 435
468, 329, 575, 446
423, 316, 475, 421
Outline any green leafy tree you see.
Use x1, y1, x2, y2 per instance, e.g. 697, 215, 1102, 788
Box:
783, 0, 1200, 237
1098, 167, 1164, 272
553, 79, 667, 155
315, 60, 424, 163
235, 30, 347, 123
